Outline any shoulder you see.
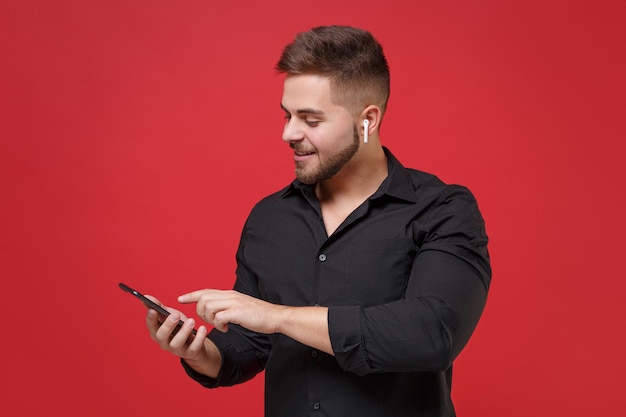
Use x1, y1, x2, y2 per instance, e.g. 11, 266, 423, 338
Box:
394, 166, 486, 236
384, 148, 477, 208
242, 183, 299, 226
253, 183, 294, 209
404, 167, 478, 207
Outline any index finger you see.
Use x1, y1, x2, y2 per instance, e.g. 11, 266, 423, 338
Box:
177, 289, 217, 304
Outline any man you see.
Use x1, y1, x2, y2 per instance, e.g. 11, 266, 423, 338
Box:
145, 25, 491, 416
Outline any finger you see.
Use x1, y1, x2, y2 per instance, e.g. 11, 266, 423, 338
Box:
213, 309, 235, 332
213, 310, 231, 333
168, 317, 197, 350
188, 325, 208, 352
198, 308, 215, 327
178, 289, 218, 304
197, 298, 234, 325
146, 309, 161, 337
155, 312, 184, 343
141, 295, 170, 322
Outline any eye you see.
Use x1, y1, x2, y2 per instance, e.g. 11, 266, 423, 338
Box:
305, 120, 320, 127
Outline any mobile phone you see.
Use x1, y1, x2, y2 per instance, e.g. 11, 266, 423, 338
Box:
119, 282, 197, 336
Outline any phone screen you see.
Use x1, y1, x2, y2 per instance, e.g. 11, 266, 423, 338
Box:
119, 282, 197, 336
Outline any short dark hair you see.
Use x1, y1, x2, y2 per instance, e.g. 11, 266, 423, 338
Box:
276, 25, 390, 117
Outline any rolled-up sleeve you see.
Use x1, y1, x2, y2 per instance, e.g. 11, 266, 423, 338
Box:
329, 186, 491, 375
182, 323, 271, 387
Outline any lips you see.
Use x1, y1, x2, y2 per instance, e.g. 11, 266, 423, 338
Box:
292, 146, 316, 162
291, 144, 316, 157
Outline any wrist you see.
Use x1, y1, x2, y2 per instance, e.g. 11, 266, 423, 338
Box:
271, 304, 292, 334
183, 339, 222, 378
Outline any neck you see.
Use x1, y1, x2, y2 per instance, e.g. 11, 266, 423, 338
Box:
315, 144, 388, 203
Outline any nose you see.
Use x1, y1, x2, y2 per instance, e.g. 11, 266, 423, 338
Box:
282, 118, 304, 143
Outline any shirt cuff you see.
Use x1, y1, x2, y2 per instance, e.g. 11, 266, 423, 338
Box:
181, 358, 221, 388
328, 305, 371, 376
179, 329, 235, 388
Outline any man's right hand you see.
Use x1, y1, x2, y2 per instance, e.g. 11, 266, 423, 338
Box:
144, 296, 222, 379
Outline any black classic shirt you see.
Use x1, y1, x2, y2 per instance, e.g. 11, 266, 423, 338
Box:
183, 148, 491, 417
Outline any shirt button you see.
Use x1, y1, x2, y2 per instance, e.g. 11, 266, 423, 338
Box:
318, 253, 327, 262
311, 350, 318, 358
313, 402, 320, 410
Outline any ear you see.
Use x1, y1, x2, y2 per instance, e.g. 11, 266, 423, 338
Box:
359, 105, 382, 140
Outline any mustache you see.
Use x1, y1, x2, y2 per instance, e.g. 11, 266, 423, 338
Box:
290, 143, 316, 153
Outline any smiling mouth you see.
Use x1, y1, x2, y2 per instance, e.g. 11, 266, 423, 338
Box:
291, 144, 316, 157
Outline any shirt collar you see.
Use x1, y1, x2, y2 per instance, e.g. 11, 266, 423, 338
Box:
281, 147, 418, 203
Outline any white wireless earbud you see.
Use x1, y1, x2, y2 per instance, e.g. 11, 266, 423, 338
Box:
363, 119, 369, 143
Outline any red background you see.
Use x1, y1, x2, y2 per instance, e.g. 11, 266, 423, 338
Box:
1, 1, 625, 415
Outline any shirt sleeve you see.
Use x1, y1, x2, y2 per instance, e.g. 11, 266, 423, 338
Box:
328, 185, 491, 376
182, 324, 270, 387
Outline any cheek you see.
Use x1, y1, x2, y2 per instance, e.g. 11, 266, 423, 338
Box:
314, 123, 355, 151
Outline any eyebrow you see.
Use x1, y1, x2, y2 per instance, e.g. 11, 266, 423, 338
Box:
280, 103, 325, 116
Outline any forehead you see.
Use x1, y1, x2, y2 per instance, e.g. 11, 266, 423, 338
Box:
281, 74, 343, 113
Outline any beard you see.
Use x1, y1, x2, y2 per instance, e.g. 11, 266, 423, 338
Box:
294, 123, 360, 185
